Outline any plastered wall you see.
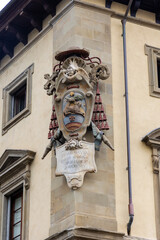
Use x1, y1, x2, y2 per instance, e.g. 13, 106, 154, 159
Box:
111, 15, 160, 240
0, 28, 53, 240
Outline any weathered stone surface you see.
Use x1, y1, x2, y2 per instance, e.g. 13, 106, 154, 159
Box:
46, 228, 124, 240
124, 237, 152, 240
49, 1, 115, 237
56, 141, 96, 189
56, 141, 96, 174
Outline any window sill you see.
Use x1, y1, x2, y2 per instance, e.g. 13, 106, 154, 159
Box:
2, 107, 31, 135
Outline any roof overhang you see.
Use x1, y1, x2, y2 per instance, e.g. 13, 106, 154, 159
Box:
0, 0, 62, 61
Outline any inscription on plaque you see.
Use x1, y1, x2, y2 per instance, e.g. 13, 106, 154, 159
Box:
56, 141, 96, 174
56, 141, 96, 189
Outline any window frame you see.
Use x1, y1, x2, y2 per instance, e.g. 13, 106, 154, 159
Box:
2, 185, 24, 240
0, 149, 36, 240
4, 187, 23, 240
10, 189, 23, 240
10, 82, 27, 119
142, 129, 160, 239
2, 64, 34, 135
145, 45, 160, 98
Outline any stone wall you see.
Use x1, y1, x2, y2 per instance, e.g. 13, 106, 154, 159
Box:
49, 1, 116, 238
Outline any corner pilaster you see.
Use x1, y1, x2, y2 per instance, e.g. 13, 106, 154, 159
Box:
48, 1, 117, 238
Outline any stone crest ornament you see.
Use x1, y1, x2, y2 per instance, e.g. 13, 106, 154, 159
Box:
42, 48, 114, 189
65, 139, 83, 150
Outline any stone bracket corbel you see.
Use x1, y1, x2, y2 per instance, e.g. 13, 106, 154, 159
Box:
142, 130, 160, 174
23, 164, 31, 190
152, 148, 159, 174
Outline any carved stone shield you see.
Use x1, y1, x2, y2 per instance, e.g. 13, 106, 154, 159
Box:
54, 56, 94, 140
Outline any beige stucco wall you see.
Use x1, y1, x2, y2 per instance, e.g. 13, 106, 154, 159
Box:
0, 27, 53, 240
111, 16, 160, 240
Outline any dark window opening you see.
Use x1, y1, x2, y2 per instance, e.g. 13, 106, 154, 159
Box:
10, 189, 23, 240
10, 82, 26, 118
157, 59, 160, 88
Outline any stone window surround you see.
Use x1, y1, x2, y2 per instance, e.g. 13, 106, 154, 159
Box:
2, 64, 34, 135
142, 128, 160, 239
0, 149, 36, 240
145, 44, 160, 98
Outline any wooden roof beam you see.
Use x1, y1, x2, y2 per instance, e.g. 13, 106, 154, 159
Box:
105, 0, 113, 8
156, 13, 160, 24
1, 42, 14, 58
20, 10, 42, 32
154, 0, 160, 23
33, 0, 56, 16
34, 0, 56, 17
5, 24, 28, 45
0, 0, 33, 32
131, 0, 141, 17
42, 1, 56, 16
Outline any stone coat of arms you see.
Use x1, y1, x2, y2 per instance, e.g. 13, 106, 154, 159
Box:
42, 48, 114, 189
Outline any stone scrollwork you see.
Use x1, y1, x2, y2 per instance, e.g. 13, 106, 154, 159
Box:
64, 66, 78, 78
44, 72, 58, 96
89, 64, 110, 87
142, 129, 160, 174
63, 56, 86, 70
23, 170, 31, 190
152, 154, 159, 174
43, 47, 113, 189
65, 139, 83, 150
62, 57, 86, 79
65, 172, 85, 190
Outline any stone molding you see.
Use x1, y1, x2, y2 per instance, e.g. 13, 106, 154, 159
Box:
142, 128, 160, 173
142, 128, 160, 239
124, 236, 153, 240
50, 0, 160, 31
0, 149, 36, 191
46, 229, 153, 240
2, 64, 34, 135
145, 45, 160, 98
45, 228, 124, 240
0, 149, 36, 240
1, 0, 160, 73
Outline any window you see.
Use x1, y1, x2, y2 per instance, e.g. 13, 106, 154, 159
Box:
145, 45, 160, 98
0, 149, 36, 240
157, 58, 160, 88
6, 189, 23, 240
142, 129, 160, 239
10, 83, 26, 119
2, 64, 34, 135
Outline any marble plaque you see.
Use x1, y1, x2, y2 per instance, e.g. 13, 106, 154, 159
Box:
55, 141, 96, 189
